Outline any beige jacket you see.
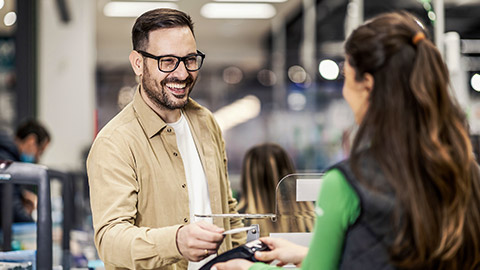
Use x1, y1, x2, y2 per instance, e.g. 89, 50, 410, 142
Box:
87, 87, 245, 269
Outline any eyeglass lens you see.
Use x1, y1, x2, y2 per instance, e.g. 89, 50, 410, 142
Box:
159, 55, 203, 72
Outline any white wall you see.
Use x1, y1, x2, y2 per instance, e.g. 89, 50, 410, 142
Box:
38, 0, 96, 170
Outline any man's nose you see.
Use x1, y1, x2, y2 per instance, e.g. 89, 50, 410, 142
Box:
169, 60, 189, 80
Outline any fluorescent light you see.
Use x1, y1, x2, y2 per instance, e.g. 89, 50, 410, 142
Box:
214, 0, 286, 2
104, 1, 179, 18
201, 3, 276, 19
214, 95, 261, 131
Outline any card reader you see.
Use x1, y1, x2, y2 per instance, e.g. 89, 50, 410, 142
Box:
199, 239, 270, 270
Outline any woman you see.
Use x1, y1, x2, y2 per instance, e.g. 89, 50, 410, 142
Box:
238, 143, 315, 237
213, 11, 480, 270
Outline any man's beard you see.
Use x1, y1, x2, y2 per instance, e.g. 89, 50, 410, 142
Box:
142, 65, 196, 110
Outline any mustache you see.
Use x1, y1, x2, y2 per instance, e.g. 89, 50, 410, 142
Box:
162, 75, 194, 85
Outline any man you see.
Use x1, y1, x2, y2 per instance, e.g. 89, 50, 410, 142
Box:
87, 8, 245, 270
0, 119, 51, 222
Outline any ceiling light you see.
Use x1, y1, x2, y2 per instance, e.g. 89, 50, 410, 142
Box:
318, 59, 339, 80
104, 1, 179, 18
471, 73, 480, 92
288, 65, 307, 84
223, 66, 243, 84
257, 69, 277, 86
201, 3, 276, 19
214, 0, 286, 2
214, 95, 261, 131
4, 12, 16, 27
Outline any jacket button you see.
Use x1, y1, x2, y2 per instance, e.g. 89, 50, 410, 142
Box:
173, 152, 178, 156
184, 218, 188, 223
167, 128, 172, 132
182, 184, 186, 188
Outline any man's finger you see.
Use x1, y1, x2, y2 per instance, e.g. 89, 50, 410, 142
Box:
193, 239, 223, 251
193, 225, 225, 243
196, 221, 225, 233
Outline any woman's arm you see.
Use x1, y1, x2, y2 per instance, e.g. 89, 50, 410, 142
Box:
213, 169, 360, 270
300, 168, 360, 269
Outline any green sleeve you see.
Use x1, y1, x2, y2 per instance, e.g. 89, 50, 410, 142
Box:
301, 168, 360, 269
249, 168, 360, 270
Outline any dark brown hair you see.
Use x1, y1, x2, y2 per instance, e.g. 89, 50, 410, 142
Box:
16, 119, 51, 146
238, 143, 314, 236
345, 11, 480, 269
131, 8, 194, 51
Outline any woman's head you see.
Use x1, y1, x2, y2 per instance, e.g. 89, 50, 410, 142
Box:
344, 11, 450, 129
344, 11, 480, 269
238, 143, 315, 236
240, 143, 295, 213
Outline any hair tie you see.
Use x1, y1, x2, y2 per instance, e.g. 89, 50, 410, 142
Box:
412, 32, 426, 45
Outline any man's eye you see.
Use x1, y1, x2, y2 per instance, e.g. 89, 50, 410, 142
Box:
186, 57, 197, 63
161, 58, 176, 65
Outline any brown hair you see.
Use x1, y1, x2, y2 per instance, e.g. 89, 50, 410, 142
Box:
131, 8, 194, 51
345, 11, 480, 269
238, 143, 315, 237
16, 119, 51, 146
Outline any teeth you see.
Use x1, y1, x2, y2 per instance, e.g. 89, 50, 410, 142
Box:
166, 83, 186, 89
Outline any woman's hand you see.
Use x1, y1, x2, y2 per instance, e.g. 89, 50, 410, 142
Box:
212, 259, 253, 270
254, 237, 308, 267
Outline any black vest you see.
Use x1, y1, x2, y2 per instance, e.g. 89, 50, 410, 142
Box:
331, 152, 398, 270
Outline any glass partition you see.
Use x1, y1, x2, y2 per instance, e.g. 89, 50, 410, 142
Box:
195, 173, 323, 239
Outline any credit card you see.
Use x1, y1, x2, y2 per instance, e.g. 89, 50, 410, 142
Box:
222, 226, 256, 235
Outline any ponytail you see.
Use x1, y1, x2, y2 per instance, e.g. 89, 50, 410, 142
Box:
346, 11, 480, 269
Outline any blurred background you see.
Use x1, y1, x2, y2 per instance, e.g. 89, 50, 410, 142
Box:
0, 0, 479, 267
1, 0, 480, 177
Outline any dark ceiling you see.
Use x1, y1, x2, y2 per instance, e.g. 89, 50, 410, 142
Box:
275, 0, 480, 70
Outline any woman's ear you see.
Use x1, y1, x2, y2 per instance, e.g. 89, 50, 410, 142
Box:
363, 73, 374, 93
129, 50, 143, 76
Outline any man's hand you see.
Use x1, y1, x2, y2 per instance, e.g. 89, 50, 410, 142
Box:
254, 237, 308, 267
176, 221, 225, 262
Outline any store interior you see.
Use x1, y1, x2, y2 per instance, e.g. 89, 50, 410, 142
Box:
0, 0, 480, 269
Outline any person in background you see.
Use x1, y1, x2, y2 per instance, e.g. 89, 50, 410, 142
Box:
237, 143, 314, 237
0, 119, 51, 222
212, 11, 480, 270
87, 8, 245, 270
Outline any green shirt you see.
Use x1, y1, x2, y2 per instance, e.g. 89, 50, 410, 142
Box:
250, 169, 360, 270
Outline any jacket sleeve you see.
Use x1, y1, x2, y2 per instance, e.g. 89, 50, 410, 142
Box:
87, 136, 183, 269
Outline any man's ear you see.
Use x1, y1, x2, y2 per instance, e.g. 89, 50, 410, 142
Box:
129, 50, 143, 76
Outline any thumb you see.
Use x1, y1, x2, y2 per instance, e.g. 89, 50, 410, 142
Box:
212, 262, 226, 270
254, 250, 277, 262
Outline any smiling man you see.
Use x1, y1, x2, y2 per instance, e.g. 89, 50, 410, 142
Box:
87, 8, 245, 270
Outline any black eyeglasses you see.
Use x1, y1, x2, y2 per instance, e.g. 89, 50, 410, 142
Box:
136, 50, 205, 73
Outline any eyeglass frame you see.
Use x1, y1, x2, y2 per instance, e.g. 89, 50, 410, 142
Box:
136, 50, 206, 73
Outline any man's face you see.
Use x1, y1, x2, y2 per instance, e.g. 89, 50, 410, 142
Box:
16, 135, 50, 163
141, 27, 199, 110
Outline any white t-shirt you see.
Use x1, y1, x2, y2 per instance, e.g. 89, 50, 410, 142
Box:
169, 112, 215, 269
